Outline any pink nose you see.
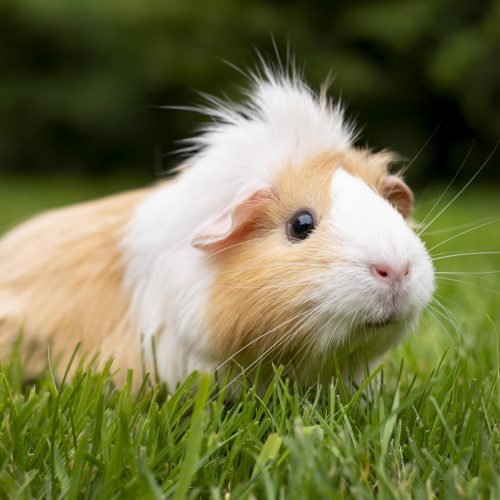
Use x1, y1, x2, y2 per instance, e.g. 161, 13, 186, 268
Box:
372, 262, 410, 283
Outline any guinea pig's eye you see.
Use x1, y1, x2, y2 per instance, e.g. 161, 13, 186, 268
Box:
286, 210, 316, 242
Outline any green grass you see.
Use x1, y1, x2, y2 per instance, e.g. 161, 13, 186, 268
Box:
0, 173, 149, 234
0, 177, 499, 498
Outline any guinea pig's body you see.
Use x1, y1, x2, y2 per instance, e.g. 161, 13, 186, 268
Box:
0, 187, 149, 379
0, 73, 435, 388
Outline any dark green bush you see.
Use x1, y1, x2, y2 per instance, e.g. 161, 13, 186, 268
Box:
0, 0, 498, 183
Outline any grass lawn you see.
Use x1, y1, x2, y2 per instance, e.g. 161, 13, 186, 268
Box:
0, 175, 499, 498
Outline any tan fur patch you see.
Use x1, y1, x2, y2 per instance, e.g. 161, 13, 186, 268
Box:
0, 187, 152, 385
207, 148, 392, 373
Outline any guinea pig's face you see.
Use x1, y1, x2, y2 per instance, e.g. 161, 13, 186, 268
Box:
194, 149, 435, 379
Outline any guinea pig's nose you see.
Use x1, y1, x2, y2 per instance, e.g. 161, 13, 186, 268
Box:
372, 262, 411, 284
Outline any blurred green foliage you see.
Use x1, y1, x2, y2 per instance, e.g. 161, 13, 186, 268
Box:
0, 0, 499, 184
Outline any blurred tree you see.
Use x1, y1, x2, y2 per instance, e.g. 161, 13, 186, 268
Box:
0, 0, 498, 184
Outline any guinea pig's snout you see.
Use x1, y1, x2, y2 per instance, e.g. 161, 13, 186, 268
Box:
371, 261, 411, 285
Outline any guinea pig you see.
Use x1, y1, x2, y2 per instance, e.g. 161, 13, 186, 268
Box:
0, 69, 435, 389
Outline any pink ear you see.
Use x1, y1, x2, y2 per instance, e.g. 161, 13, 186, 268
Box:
191, 182, 278, 251
382, 175, 413, 219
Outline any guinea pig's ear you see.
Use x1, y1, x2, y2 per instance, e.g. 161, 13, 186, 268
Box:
381, 175, 413, 219
191, 182, 278, 251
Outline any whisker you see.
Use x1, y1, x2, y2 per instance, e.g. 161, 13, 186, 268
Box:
426, 308, 459, 345
432, 251, 500, 261
436, 276, 500, 296
212, 280, 316, 290
427, 217, 500, 253
416, 141, 474, 231
247, 305, 324, 367
399, 119, 443, 177
284, 308, 345, 374
421, 215, 498, 237
427, 302, 462, 343
432, 298, 467, 337
431, 244, 498, 258
214, 307, 313, 371
418, 140, 500, 237
211, 306, 321, 399
435, 270, 500, 276
433, 293, 471, 321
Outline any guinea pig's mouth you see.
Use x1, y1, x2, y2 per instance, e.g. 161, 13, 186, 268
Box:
362, 318, 395, 329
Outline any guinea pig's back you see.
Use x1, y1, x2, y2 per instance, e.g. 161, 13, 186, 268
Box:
0, 186, 151, 381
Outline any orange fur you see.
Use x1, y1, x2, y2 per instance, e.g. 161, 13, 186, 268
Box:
0, 187, 151, 383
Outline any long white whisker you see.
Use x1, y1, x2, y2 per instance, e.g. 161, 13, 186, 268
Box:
214, 307, 313, 371
399, 120, 443, 177
285, 307, 344, 374
212, 279, 317, 290
431, 298, 466, 338
418, 141, 500, 237
211, 305, 322, 399
427, 302, 462, 343
435, 270, 500, 276
421, 215, 498, 237
417, 141, 474, 231
427, 217, 500, 253
431, 244, 498, 258
426, 307, 458, 344
432, 251, 500, 261
436, 276, 500, 296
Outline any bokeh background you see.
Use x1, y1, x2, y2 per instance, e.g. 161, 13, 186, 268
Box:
1, 0, 500, 188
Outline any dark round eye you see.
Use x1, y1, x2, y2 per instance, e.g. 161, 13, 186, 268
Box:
286, 210, 316, 242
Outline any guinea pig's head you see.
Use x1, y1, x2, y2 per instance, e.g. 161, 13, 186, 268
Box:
188, 74, 434, 382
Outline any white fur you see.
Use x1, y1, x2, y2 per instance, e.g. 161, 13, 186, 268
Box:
311, 168, 434, 356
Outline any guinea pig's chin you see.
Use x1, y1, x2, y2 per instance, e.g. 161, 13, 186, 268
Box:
358, 315, 412, 334
358, 303, 421, 330
352, 309, 421, 344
